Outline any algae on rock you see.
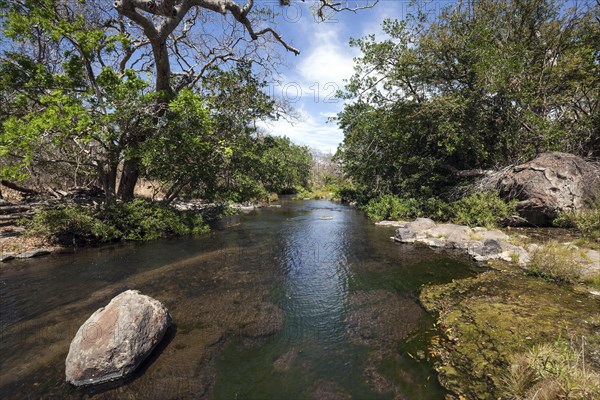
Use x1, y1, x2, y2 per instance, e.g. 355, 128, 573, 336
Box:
420, 270, 600, 399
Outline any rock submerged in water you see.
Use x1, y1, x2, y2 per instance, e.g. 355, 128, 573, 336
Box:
65, 290, 171, 387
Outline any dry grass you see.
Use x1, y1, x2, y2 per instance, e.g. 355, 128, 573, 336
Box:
0, 232, 52, 253
526, 241, 584, 284
501, 338, 600, 400
133, 178, 166, 200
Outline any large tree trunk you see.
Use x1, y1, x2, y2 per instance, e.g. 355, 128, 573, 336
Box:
117, 158, 140, 201
115, 40, 172, 201
152, 40, 172, 95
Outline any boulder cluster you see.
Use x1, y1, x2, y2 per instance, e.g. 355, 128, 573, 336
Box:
393, 218, 530, 265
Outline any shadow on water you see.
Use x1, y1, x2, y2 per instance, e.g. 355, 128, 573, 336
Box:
0, 200, 479, 399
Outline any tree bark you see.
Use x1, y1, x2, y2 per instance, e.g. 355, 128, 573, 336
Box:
117, 158, 140, 200
152, 40, 172, 96
114, 40, 171, 201
99, 162, 119, 199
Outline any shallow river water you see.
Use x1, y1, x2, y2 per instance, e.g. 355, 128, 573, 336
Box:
0, 199, 478, 399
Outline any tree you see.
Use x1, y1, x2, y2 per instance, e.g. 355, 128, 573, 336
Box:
1, 0, 378, 200
337, 0, 599, 201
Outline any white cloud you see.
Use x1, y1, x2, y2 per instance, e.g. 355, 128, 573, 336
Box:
258, 108, 342, 153
296, 23, 358, 89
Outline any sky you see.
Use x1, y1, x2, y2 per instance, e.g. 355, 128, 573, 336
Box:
254, 0, 422, 153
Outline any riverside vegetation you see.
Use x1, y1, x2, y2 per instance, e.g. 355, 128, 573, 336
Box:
1, 0, 600, 399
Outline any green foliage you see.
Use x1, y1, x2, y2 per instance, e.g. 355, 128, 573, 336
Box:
554, 201, 600, 241
337, 0, 600, 200
420, 197, 454, 222
26, 205, 120, 245
363, 195, 421, 221
451, 191, 516, 228
258, 136, 312, 195
362, 191, 513, 227
101, 200, 209, 241
25, 200, 209, 245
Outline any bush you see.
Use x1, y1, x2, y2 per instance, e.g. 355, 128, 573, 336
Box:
363, 192, 514, 227
554, 201, 600, 241
500, 339, 600, 400
101, 199, 208, 241
451, 191, 516, 228
525, 241, 583, 284
420, 197, 454, 222
363, 195, 421, 221
26, 205, 120, 245
26, 200, 209, 245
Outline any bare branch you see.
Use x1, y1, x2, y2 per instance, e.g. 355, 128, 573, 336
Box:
315, 0, 379, 20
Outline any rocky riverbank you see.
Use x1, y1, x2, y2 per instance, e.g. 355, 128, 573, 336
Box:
377, 218, 600, 399
379, 218, 600, 285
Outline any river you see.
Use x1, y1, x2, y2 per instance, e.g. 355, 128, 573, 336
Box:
0, 199, 478, 399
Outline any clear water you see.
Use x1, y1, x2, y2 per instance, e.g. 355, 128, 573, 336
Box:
0, 199, 478, 399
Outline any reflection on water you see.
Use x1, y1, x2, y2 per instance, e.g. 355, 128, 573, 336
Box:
0, 200, 478, 399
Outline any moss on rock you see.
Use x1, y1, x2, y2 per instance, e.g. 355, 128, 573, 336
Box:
420, 270, 600, 399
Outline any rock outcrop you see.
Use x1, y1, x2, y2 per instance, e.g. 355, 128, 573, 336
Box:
496, 152, 600, 226
392, 218, 530, 265
65, 290, 171, 387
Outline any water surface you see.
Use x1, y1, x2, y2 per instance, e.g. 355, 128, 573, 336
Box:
0, 200, 478, 399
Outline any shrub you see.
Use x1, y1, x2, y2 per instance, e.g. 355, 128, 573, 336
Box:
26, 205, 120, 245
26, 200, 209, 245
420, 197, 454, 222
554, 201, 600, 241
101, 199, 208, 241
583, 274, 600, 290
363, 195, 420, 221
451, 191, 516, 228
525, 241, 583, 284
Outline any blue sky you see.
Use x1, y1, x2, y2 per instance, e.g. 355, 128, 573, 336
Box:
255, 0, 415, 153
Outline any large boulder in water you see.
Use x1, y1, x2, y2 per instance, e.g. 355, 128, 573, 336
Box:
65, 290, 171, 387
498, 152, 600, 226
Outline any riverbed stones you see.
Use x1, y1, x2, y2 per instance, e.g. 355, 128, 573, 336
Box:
15, 248, 52, 259
346, 290, 425, 346
406, 217, 436, 231
65, 290, 171, 387
579, 249, 600, 278
426, 224, 473, 249
239, 302, 284, 338
273, 348, 298, 372
0, 252, 15, 262
393, 220, 530, 265
374, 220, 407, 227
395, 228, 417, 241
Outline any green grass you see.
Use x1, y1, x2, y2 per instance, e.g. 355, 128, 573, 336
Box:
583, 274, 600, 290
525, 241, 584, 284
554, 200, 600, 242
